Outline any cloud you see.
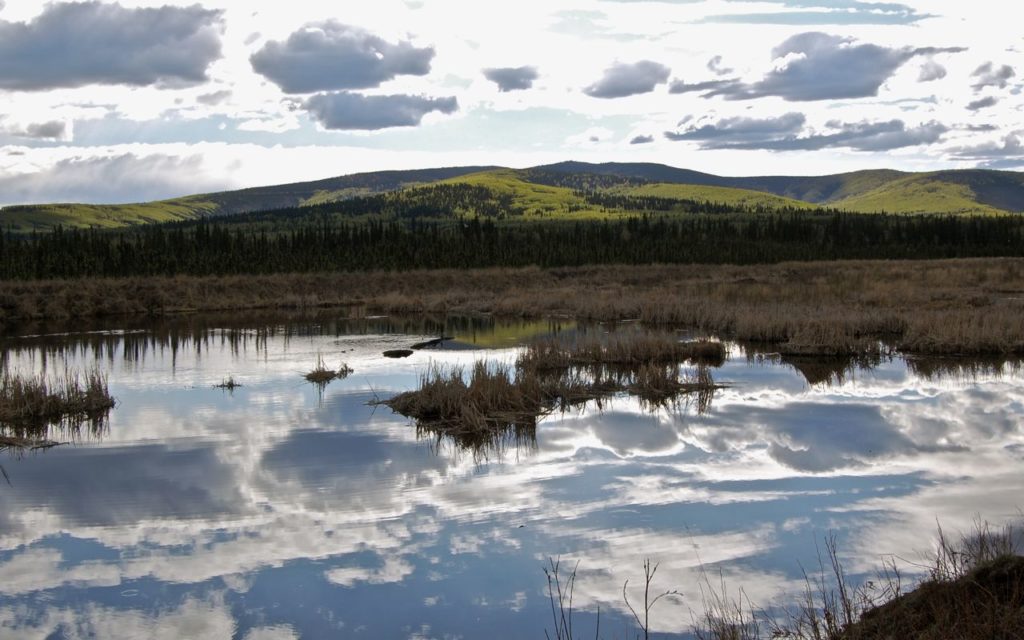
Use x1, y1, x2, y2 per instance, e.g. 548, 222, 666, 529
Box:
0, 2, 223, 90
482, 66, 539, 92
696, 32, 964, 101
251, 21, 434, 94
0, 119, 69, 141
630, 134, 655, 144
0, 154, 231, 205
707, 56, 733, 76
550, 9, 654, 42
918, 61, 947, 82
664, 113, 807, 143
698, 10, 925, 25
952, 133, 1024, 159
583, 60, 671, 98
971, 63, 1016, 91
967, 96, 999, 111
197, 90, 232, 106
665, 114, 947, 151
607, 0, 927, 23
303, 92, 458, 130
669, 79, 737, 94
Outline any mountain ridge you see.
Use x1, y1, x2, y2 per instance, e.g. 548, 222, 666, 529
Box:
2, 161, 1021, 231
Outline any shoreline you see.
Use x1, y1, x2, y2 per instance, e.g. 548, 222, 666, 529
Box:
2, 258, 1023, 356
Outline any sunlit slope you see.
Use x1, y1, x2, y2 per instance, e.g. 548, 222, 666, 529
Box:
439, 169, 823, 217
609, 183, 818, 210
0, 166, 497, 231
540, 162, 1024, 213
534, 161, 908, 203
831, 174, 1012, 214
0, 198, 219, 230
3, 162, 1022, 231
438, 170, 606, 218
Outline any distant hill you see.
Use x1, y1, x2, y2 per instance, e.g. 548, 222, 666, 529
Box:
0, 166, 497, 231
536, 162, 1024, 214
1, 161, 1021, 231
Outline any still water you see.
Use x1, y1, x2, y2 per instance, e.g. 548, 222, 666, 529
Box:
0, 315, 1022, 639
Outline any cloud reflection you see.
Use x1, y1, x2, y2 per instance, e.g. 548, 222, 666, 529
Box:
1, 329, 1023, 637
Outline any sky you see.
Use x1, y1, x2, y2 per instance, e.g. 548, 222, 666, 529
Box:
0, 0, 1020, 205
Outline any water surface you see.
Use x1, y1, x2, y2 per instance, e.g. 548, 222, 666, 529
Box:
1, 315, 1022, 639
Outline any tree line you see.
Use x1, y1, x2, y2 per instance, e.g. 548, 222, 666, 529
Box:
2, 212, 1024, 280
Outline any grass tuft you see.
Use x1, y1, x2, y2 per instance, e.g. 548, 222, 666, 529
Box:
304, 355, 353, 385
0, 368, 115, 427
214, 376, 242, 390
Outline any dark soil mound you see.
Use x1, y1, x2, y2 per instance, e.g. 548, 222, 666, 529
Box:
845, 555, 1024, 639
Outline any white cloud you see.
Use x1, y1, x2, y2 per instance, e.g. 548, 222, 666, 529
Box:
0, 0, 1018, 202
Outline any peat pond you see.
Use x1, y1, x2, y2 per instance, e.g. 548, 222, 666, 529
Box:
1, 314, 1022, 639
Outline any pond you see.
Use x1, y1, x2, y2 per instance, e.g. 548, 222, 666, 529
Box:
0, 313, 1022, 639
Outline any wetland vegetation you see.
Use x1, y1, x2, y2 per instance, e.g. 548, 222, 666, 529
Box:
2, 259, 1023, 359
304, 354, 353, 385
376, 335, 724, 455
550, 521, 1024, 640
0, 367, 114, 428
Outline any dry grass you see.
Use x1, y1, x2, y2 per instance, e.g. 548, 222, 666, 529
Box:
380, 362, 549, 454
3, 259, 1024, 355
377, 354, 720, 452
0, 368, 115, 427
692, 520, 1024, 640
389, 362, 541, 422
518, 334, 725, 372
629, 364, 721, 412
304, 355, 352, 384
550, 519, 1023, 640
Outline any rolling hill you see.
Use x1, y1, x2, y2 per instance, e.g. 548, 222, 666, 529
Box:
1, 161, 1021, 231
0, 166, 497, 231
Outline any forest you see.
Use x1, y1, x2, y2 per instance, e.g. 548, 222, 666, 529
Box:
2, 207, 1024, 280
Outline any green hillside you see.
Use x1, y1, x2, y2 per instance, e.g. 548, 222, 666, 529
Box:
536, 162, 1024, 214
832, 175, 1008, 215
2, 161, 1021, 232
440, 170, 607, 218
608, 183, 817, 210
0, 197, 219, 231
534, 162, 907, 203
0, 166, 496, 231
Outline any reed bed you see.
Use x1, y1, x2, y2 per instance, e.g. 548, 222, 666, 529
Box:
0, 368, 115, 426
517, 334, 725, 372
381, 362, 589, 434
378, 346, 722, 450
4, 259, 1024, 356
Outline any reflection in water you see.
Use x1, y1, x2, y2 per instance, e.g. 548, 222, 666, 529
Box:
905, 355, 1023, 381
0, 316, 1022, 638
0, 312, 579, 373
743, 344, 890, 387
0, 368, 112, 475
377, 340, 722, 461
